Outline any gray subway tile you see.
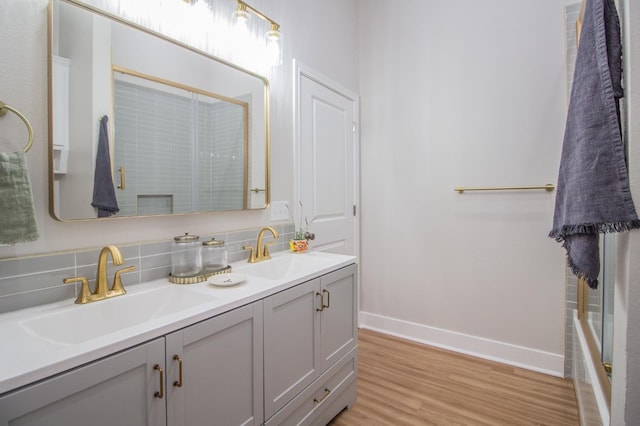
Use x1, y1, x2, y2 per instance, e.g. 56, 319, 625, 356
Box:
141, 266, 171, 282
0, 285, 76, 314
76, 248, 101, 267
0, 253, 75, 279
140, 253, 171, 270
0, 268, 75, 297
227, 229, 258, 243
0, 224, 290, 312
141, 241, 172, 257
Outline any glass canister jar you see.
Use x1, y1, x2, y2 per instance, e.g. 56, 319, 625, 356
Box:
202, 238, 228, 273
171, 233, 202, 277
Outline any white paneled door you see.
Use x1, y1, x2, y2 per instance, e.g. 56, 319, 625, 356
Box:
295, 63, 359, 256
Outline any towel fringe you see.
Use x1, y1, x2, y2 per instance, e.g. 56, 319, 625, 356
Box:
562, 237, 600, 289
549, 219, 640, 242
567, 257, 599, 289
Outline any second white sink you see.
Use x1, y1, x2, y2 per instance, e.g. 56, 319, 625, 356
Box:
235, 251, 336, 280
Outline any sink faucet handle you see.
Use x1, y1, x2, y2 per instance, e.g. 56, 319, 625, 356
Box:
112, 265, 136, 295
263, 240, 277, 259
243, 245, 257, 263
63, 276, 92, 304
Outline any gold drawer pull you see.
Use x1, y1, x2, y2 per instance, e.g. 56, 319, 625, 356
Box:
153, 364, 164, 398
313, 388, 331, 404
316, 292, 324, 311
173, 355, 183, 387
322, 289, 330, 309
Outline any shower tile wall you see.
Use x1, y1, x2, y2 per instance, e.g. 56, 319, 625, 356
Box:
114, 79, 245, 215
564, 2, 581, 378
0, 224, 294, 315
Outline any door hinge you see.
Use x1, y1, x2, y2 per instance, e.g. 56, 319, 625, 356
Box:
353, 205, 356, 216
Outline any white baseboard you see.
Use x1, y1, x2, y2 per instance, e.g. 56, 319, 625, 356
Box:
359, 311, 564, 377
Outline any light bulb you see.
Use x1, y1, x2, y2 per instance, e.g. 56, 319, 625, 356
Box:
265, 27, 282, 66
233, 8, 250, 31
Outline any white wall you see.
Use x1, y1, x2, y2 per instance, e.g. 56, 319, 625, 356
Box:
358, 0, 572, 374
0, 0, 359, 258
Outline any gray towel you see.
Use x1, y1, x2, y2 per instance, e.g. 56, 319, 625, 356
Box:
91, 115, 120, 218
549, 0, 640, 288
0, 151, 39, 244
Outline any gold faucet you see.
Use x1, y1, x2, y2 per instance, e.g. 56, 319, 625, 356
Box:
63, 245, 136, 304
243, 226, 279, 263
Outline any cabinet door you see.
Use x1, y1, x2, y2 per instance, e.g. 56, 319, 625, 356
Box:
0, 338, 166, 426
165, 301, 263, 426
263, 279, 321, 420
319, 265, 358, 372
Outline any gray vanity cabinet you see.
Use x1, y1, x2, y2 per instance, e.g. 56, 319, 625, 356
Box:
263, 264, 357, 424
264, 278, 320, 419
164, 301, 263, 426
0, 338, 167, 426
0, 262, 357, 426
318, 265, 358, 372
0, 302, 263, 426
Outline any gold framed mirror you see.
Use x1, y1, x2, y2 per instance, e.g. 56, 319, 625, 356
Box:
48, 0, 270, 220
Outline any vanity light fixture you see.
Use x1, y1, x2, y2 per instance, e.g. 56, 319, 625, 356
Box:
233, 1, 251, 30
233, 0, 282, 66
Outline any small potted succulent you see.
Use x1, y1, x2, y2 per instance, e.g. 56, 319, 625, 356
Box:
289, 201, 315, 253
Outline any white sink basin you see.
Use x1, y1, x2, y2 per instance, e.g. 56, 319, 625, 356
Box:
20, 286, 211, 345
235, 252, 335, 280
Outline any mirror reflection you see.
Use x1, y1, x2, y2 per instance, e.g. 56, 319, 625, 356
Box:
49, 0, 269, 220
113, 68, 249, 215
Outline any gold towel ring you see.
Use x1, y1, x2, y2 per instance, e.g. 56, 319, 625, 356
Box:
0, 100, 34, 153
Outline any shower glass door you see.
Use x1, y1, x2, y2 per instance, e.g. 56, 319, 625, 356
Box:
584, 233, 615, 380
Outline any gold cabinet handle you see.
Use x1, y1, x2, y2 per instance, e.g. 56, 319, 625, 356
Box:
153, 364, 164, 398
117, 167, 126, 190
322, 289, 330, 310
316, 292, 324, 311
313, 388, 331, 404
173, 355, 183, 388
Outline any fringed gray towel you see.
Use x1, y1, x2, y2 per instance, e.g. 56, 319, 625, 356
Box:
91, 115, 120, 218
549, 0, 640, 289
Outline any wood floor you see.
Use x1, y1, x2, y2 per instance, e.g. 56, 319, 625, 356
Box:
329, 329, 580, 426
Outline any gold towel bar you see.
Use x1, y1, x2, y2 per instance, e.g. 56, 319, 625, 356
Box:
0, 100, 34, 153
454, 184, 555, 193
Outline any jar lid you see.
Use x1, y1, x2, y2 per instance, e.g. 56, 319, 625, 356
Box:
174, 232, 199, 243
203, 238, 225, 246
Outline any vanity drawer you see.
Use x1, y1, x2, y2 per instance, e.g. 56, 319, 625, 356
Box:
266, 347, 358, 426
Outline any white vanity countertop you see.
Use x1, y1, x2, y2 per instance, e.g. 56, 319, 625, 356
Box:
0, 251, 356, 395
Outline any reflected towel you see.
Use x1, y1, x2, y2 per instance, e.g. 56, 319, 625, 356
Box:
0, 151, 39, 244
91, 115, 119, 218
549, 0, 640, 288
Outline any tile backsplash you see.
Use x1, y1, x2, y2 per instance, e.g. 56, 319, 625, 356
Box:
0, 224, 294, 314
